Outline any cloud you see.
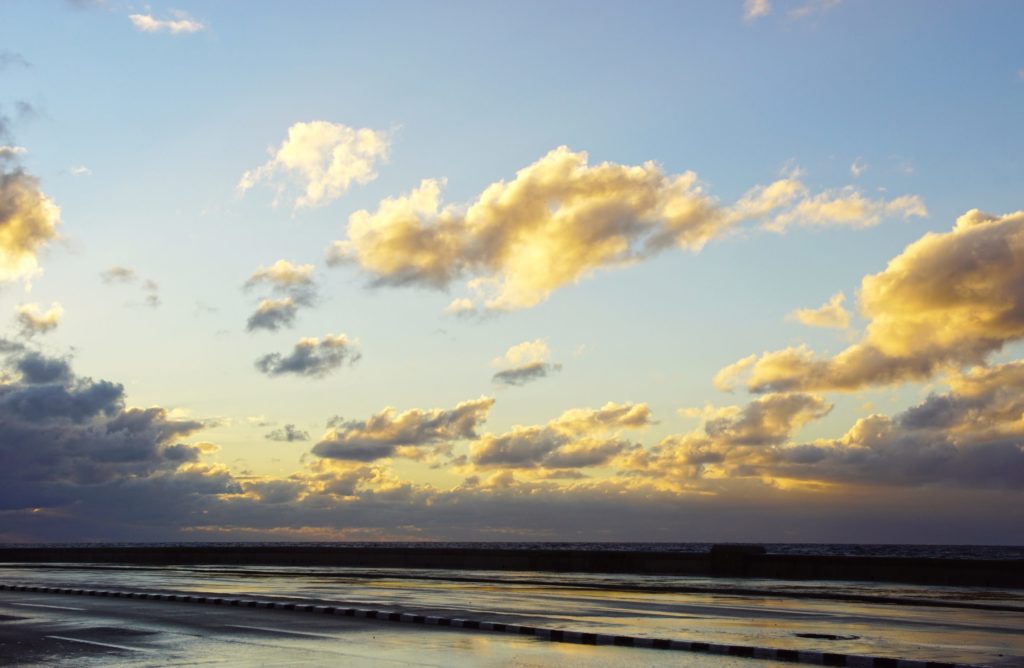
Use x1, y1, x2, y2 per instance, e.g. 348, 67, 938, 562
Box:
850, 158, 868, 178
0, 146, 27, 159
330, 147, 924, 312
246, 298, 299, 332
0, 51, 31, 70
129, 10, 206, 34
630, 392, 829, 481
99, 267, 160, 307
245, 260, 315, 292
0, 166, 61, 283
243, 260, 318, 332
491, 339, 562, 386
313, 397, 495, 462
14, 302, 63, 337
239, 121, 390, 209
789, 0, 843, 20
69, 165, 92, 177
265, 424, 311, 442
763, 187, 926, 231
720, 210, 1024, 393
100, 266, 137, 283
142, 279, 160, 308
744, 0, 771, 20
755, 369, 1024, 489
0, 346, 231, 519
255, 334, 360, 378
471, 402, 651, 469
788, 292, 850, 330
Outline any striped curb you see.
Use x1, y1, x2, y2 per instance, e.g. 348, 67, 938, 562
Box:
0, 583, 978, 668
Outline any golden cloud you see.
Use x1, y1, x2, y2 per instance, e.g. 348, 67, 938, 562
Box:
239, 121, 390, 208
719, 210, 1024, 392
0, 168, 60, 283
788, 292, 851, 329
330, 147, 923, 312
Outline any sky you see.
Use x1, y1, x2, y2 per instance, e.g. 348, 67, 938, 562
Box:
1, 0, 1023, 543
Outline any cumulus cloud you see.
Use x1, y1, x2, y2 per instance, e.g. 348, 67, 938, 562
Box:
330, 147, 924, 312
129, 10, 206, 34
0, 346, 234, 518
788, 292, 850, 330
313, 397, 495, 461
0, 165, 61, 283
239, 121, 390, 209
0, 146, 27, 159
757, 369, 1024, 489
491, 339, 562, 386
255, 334, 360, 378
245, 259, 315, 292
246, 298, 299, 332
265, 424, 310, 442
720, 210, 1024, 393
629, 392, 829, 482
14, 302, 63, 337
471, 402, 651, 469
744, 0, 771, 20
243, 260, 318, 332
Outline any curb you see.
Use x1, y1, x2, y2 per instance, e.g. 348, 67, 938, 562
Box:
0, 583, 977, 668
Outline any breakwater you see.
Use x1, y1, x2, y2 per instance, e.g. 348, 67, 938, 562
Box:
0, 545, 1020, 587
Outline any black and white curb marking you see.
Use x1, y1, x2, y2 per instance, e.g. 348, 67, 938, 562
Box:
0, 583, 977, 668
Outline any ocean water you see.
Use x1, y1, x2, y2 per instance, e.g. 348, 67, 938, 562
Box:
7, 542, 1024, 560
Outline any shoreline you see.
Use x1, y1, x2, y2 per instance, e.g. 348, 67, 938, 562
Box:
1, 545, 1021, 588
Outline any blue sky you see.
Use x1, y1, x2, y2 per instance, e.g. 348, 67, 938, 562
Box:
0, 0, 1022, 542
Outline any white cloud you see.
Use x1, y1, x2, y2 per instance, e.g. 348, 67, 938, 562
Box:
69, 165, 92, 177
129, 10, 206, 34
0, 146, 27, 159
850, 158, 868, 178
239, 121, 391, 209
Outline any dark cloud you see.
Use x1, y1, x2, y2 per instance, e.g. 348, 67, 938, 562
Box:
265, 424, 310, 442
243, 261, 318, 332
13, 351, 73, 385
0, 348, 228, 518
313, 398, 494, 461
492, 361, 562, 387
255, 335, 360, 378
246, 298, 298, 332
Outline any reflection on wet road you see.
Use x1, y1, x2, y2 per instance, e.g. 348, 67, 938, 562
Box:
1, 564, 1021, 666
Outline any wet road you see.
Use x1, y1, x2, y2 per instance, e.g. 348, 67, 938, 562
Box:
1, 564, 1021, 666
0, 589, 791, 667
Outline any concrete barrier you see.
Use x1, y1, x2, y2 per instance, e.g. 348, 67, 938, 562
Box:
0, 546, 1020, 587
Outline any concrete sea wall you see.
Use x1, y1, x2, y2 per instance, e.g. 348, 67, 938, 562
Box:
0, 546, 1020, 587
